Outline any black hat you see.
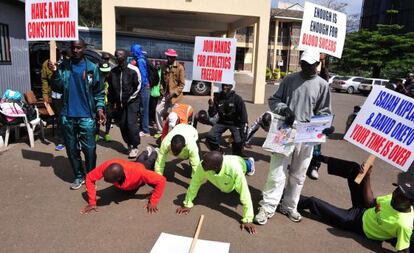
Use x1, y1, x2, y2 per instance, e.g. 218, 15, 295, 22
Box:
392, 183, 414, 201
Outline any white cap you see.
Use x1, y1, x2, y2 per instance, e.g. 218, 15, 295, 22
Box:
168, 112, 179, 130
300, 48, 320, 64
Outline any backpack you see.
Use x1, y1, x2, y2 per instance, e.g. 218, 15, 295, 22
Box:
146, 59, 160, 88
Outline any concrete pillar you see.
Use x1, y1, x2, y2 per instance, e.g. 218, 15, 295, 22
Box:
273, 20, 279, 69
102, 2, 116, 54
252, 17, 270, 104
251, 23, 257, 74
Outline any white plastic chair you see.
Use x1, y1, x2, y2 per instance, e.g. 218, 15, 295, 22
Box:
0, 104, 45, 148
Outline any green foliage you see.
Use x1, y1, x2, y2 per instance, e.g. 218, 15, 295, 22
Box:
331, 28, 414, 79
280, 72, 287, 78
79, 0, 102, 27
273, 68, 280, 79
266, 67, 272, 81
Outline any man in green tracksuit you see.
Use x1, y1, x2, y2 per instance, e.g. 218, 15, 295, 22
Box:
176, 151, 257, 234
154, 124, 200, 176
49, 40, 105, 190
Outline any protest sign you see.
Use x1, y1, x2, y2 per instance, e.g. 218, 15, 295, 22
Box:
193, 37, 237, 84
262, 113, 296, 156
150, 233, 230, 253
344, 85, 414, 172
298, 1, 347, 58
25, 0, 78, 41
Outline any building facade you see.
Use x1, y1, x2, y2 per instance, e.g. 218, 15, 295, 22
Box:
0, 0, 31, 95
360, 0, 414, 33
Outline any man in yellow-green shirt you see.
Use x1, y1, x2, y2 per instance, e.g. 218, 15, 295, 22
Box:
176, 151, 256, 234
154, 124, 200, 176
298, 155, 414, 252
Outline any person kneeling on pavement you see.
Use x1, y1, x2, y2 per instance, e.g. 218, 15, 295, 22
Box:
298, 155, 414, 252
81, 147, 166, 214
155, 124, 200, 177
205, 83, 248, 156
176, 151, 257, 234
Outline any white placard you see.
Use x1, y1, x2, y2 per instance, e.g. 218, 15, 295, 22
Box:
25, 0, 78, 41
192, 37, 237, 84
344, 85, 414, 172
150, 233, 230, 253
298, 1, 347, 58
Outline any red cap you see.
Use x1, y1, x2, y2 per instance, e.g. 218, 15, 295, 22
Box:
165, 48, 178, 57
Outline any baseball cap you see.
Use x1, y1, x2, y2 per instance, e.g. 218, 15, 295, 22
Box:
300, 48, 320, 64
392, 182, 414, 201
99, 62, 111, 72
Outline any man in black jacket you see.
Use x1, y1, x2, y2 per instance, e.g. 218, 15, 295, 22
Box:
205, 83, 248, 156
108, 49, 141, 158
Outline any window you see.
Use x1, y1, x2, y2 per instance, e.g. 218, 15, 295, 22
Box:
0, 23, 11, 64
374, 80, 381, 85
353, 78, 365, 82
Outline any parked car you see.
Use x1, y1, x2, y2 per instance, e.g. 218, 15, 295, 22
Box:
331, 76, 365, 94
29, 42, 115, 98
328, 75, 339, 86
358, 78, 389, 96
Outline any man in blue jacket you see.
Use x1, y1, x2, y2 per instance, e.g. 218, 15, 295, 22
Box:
131, 44, 150, 137
49, 40, 106, 190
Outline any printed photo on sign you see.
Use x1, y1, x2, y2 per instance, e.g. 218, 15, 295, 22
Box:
344, 85, 414, 172
298, 1, 347, 58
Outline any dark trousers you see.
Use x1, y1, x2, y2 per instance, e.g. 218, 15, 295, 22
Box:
149, 96, 159, 125
119, 99, 141, 148
135, 149, 158, 170
51, 98, 64, 140
298, 157, 365, 234
206, 123, 243, 156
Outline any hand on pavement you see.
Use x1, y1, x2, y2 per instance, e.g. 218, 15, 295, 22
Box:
176, 207, 191, 215
241, 223, 257, 235
145, 203, 159, 214
80, 204, 98, 214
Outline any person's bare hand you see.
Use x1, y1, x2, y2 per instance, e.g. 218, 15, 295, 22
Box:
98, 109, 106, 126
241, 223, 257, 235
208, 98, 214, 106
80, 204, 98, 214
176, 207, 191, 215
145, 203, 159, 214
48, 60, 57, 72
359, 162, 373, 175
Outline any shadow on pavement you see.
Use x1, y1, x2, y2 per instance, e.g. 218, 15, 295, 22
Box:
81, 185, 151, 206
97, 139, 128, 155
21, 149, 73, 183
173, 182, 262, 223
326, 228, 395, 253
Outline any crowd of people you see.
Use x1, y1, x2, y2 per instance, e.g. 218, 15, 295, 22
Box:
41, 39, 414, 252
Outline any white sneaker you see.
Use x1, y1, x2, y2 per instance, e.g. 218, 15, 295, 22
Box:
247, 157, 255, 176
278, 205, 302, 222
254, 207, 275, 225
128, 148, 139, 158
139, 131, 150, 137
146, 146, 153, 157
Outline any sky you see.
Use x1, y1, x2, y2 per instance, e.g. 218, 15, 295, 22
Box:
272, 0, 363, 15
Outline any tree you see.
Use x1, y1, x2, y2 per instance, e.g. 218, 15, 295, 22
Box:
79, 0, 102, 28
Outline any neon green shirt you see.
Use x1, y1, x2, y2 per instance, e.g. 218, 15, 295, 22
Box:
183, 155, 254, 223
362, 194, 414, 251
154, 124, 200, 175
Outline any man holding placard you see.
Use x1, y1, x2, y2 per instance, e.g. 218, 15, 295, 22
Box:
255, 48, 331, 225
49, 40, 106, 190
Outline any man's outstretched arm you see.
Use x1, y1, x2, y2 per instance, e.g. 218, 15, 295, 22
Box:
362, 166, 375, 208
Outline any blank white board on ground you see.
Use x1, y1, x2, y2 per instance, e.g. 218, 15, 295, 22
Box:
150, 232, 230, 253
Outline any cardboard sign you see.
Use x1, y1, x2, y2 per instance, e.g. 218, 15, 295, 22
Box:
298, 1, 347, 58
25, 0, 78, 41
150, 233, 230, 253
344, 85, 414, 172
192, 37, 237, 84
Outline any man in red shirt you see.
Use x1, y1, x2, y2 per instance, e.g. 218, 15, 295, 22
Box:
81, 148, 166, 214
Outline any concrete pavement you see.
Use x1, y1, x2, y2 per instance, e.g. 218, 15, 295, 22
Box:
0, 73, 407, 253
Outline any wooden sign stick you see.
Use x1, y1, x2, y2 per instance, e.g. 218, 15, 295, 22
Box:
50, 40, 57, 63
188, 215, 205, 253
354, 155, 376, 184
